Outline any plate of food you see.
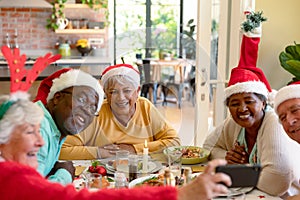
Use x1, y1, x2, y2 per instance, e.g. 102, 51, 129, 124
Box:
129, 172, 201, 188
106, 160, 162, 174
163, 146, 210, 165
128, 174, 164, 188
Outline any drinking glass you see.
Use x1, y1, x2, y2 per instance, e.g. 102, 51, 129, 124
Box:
166, 149, 182, 178
128, 154, 139, 182
115, 150, 129, 172
85, 173, 102, 190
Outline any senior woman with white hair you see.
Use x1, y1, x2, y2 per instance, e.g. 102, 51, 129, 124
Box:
60, 64, 181, 160
0, 94, 232, 200
0, 95, 45, 168
0, 46, 231, 200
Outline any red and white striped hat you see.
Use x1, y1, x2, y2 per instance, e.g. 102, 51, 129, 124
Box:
225, 12, 272, 101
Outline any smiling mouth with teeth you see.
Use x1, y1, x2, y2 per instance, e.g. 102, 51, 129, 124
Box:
291, 127, 300, 134
27, 152, 37, 157
239, 114, 250, 119
77, 115, 85, 123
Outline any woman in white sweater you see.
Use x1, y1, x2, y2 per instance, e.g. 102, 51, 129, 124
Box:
204, 11, 300, 197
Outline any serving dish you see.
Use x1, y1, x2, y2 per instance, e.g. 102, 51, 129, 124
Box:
163, 146, 210, 165
129, 172, 201, 188
128, 174, 160, 188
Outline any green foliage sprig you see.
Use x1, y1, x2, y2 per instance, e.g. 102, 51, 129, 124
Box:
241, 11, 267, 32
81, 0, 108, 9
279, 42, 300, 84
46, 0, 67, 31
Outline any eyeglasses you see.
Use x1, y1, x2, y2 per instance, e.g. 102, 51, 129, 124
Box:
60, 91, 98, 116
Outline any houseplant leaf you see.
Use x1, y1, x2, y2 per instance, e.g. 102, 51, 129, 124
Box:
279, 43, 300, 82
285, 45, 300, 60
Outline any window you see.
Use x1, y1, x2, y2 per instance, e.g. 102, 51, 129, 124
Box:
114, 0, 181, 63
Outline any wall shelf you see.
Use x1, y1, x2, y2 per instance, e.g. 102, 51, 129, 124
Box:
55, 29, 105, 34
56, 3, 103, 9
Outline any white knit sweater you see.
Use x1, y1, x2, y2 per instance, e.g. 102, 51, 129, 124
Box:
204, 108, 300, 197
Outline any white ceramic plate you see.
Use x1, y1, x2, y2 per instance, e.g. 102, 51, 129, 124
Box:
106, 160, 162, 174
128, 174, 159, 188
217, 187, 254, 198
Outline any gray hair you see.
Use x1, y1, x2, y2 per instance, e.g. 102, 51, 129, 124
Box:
103, 75, 137, 91
0, 95, 44, 144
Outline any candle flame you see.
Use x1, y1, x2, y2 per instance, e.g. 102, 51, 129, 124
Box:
144, 140, 147, 148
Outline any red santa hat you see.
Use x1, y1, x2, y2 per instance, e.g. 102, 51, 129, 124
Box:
34, 68, 104, 112
101, 64, 140, 89
33, 68, 71, 105
224, 11, 272, 101
274, 81, 300, 113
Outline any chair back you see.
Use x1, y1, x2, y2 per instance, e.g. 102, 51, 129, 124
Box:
142, 59, 152, 84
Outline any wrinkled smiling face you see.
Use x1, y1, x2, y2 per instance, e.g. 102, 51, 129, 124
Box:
277, 98, 300, 144
105, 78, 139, 117
227, 93, 265, 130
52, 86, 99, 137
0, 123, 44, 169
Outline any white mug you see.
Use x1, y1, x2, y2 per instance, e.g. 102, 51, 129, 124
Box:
56, 18, 69, 30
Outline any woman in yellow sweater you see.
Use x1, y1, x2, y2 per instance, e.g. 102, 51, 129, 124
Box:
60, 64, 180, 160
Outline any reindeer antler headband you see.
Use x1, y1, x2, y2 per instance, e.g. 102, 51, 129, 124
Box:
0, 46, 61, 120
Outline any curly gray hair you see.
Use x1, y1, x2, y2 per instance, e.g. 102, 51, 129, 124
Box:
0, 95, 44, 144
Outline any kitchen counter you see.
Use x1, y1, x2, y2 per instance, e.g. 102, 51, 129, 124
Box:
0, 56, 112, 67
0, 64, 109, 81
55, 56, 112, 66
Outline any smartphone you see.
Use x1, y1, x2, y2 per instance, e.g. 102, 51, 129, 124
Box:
215, 164, 261, 188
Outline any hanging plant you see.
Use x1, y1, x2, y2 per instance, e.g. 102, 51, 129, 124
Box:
46, 0, 67, 31
81, 0, 108, 9
80, 0, 109, 26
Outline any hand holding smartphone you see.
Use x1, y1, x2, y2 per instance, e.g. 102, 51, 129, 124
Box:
215, 164, 261, 188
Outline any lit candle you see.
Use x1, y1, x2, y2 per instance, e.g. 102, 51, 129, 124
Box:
142, 140, 148, 173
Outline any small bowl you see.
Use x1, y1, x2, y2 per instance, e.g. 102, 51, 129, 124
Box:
77, 46, 92, 56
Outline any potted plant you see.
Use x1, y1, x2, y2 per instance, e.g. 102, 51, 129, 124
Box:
279, 42, 300, 84
182, 19, 196, 59
46, 0, 67, 31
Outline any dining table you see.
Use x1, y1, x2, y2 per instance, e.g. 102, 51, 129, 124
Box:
136, 58, 195, 83
135, 58, 195, 107
71, 154, 282, 200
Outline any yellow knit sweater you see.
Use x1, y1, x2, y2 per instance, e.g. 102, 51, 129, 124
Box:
60, 97, 180, 160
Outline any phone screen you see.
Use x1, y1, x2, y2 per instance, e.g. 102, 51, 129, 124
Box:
215, 164, 261, 188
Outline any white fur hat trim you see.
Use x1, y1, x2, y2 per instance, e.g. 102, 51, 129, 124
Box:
101, 66, 140, 89
225, 81, 268, 101
47, 69, 104, 112
274, 84, 300, 113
